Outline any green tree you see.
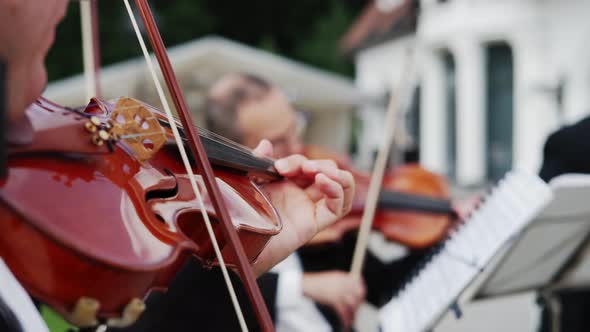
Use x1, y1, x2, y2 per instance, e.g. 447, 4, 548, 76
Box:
293, 0, 357, 76
46, 0, 365, 82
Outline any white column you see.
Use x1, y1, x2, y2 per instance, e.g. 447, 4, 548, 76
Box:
512, 32, 558, 173
564, 45, 590, 123
453, 39, 485, 185
565, 67, 590, 123
420, 49, 447, 175
355, 51, 389, 169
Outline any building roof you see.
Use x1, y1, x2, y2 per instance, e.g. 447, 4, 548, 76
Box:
44, 36, 362, 115
340, 0, 418, 55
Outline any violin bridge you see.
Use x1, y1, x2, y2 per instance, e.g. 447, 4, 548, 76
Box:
106, 298, 146, 328
109, 97, 167, 161
66, 297, 100, 327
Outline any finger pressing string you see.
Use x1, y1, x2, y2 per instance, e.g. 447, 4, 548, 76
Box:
315, 173, 345, 221
305, 166, 354, 215
301, 159, 337, 173
302, 161, 342, 182
252, 139, 273, 158
274, 154, 307, 175
315, 173, 343, 200
337, 170, 355, 213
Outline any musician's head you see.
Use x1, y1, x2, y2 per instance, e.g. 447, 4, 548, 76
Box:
206, 73, 304, 159
0, 0, 68, 122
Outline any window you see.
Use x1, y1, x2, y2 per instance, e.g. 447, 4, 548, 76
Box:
485, 43, 514, 181
443, 51, 457, 179
405, 85, 421, 162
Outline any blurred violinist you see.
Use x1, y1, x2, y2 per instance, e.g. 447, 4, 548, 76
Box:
0, 1, 356, 331
204, 73, 429, 331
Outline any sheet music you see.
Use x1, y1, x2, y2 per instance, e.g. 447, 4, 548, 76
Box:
379, 171, 552, 332
478, 173, 590, 296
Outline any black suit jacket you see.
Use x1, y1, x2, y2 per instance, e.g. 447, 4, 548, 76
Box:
0, 295, 23, 332
106, 234, 422, 332
106, 258, 278, 332
537, 115, 590, 332
539, 116, 590, 181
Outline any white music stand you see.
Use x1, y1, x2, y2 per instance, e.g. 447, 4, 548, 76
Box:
474, 174, 590, 299
379, 173, 590, 332
446, 174, 590, 332
379, 171, 553, 332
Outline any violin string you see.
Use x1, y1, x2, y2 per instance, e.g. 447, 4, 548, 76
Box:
107, 104, 274, 163
103, 104, 252, 154
122, 2, 249, 331
87, 100, 250, 154
193, 126, 275, 163
118, 132, 163, 139
106, 104, 243, 150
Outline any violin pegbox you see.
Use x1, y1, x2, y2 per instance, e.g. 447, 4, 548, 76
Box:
108, 97, 167, 162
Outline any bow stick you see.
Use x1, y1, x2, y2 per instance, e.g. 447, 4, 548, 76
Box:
124, 1, 274, 331
350, 42, 417, 276
0, 59, 5, 178
80, 0, 101, 99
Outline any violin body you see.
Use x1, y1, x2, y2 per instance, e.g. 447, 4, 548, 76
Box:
356, 165, 451, 248
0, 98, 281, 325
304, 145, 452, 249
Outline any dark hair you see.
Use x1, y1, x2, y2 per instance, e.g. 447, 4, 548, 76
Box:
205, 73, 271, 143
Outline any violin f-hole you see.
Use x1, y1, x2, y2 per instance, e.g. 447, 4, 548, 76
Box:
144, 169, 179, 202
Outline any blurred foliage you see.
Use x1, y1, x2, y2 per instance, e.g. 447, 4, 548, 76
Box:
46, 0, 365, 82
41, 305, 74, 332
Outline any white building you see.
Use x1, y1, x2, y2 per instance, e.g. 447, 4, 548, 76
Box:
343, 0, 590, 186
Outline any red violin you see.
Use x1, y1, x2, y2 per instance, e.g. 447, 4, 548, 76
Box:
0, 0, 277, 330
304, 145, 455, 249
0, 97, 282, 327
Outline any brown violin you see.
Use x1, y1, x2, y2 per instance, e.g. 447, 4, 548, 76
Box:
304, 145, 455, 249
0, 97, 282, 327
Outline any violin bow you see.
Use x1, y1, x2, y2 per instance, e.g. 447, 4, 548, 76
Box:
0, 58, 5, 178
350, 37, 418, 276
78, 6, 259, 327
79, 0, 101, 99
123, 1, 274, 331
